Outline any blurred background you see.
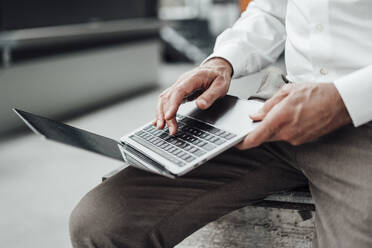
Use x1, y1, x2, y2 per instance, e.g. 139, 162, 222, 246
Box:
0, 1, 307, 248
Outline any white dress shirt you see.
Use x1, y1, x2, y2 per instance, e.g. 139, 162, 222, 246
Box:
207, 0, 372, 127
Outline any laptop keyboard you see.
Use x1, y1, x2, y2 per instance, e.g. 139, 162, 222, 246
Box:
129, 115, 236, 167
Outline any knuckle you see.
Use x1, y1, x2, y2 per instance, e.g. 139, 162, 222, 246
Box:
290, 140, 301, 146
204, 91, 219, 102
246, 136, 259, 147
236, 144, 245, 150
280, 133, 291, 141
251, 140, 261, 147
280, 84, 292, 93
159, 90, 169, 99
174, 84, 185, 92
213, 79, 225, 88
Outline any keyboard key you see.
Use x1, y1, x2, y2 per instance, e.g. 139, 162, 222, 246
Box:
185, 156, 196, 162
189, 147, 198, 153
198, 141, 208, 147
135, 130, 144, 136
172, 149, 182, 156
215, 130, 226, 137
194, 149, 206, 157
224, 133, 237, 140
164, 145, 172, 151
180, 142, 188, 149
214, 139, 226, 145
184, 144, 193, 151
191, 139, 201, 145
200, 132, 209, 139
143, 125, 153, 131
175, 140, 185, 148
219, 132, 230, 139
207, 127, 220, 134
177, 151, 187, 158
159, 133, 169, 139
165, 136, 176, 143
154, 131, 164, 137
201, 143, 215, 151
181, 153, 191, 160
176, 114, 185, 121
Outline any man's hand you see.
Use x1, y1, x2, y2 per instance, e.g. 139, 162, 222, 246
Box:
154, 57, 233, 135
236, 83, 352, 150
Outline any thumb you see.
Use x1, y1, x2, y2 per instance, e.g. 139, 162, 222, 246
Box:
196, 77, 229, 109
250, 109, 265, 121
250, 90, 288, 121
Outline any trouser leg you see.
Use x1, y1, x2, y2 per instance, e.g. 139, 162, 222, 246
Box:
69, 142, 308, 248
296, 123, 372, 248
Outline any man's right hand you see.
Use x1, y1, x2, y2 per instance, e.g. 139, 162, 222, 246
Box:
154, 57, 233, 135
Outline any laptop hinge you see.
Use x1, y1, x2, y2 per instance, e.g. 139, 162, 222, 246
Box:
118, 142, 176, 179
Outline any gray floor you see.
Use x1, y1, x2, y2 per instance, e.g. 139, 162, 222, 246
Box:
0, 63, 313, 248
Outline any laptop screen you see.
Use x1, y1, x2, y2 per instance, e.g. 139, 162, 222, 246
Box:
14, 109, 124, 162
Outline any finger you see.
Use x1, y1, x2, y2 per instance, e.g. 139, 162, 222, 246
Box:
156, 98, 166, 129
250, 89, 288, 121
164, 89, 189, 120
196, 76, 228, 109
152, 119, 157, 126
235, 121, 276, 150
236, 103, 286, 149
164, 72, 209, 120
166, 118, 178, 135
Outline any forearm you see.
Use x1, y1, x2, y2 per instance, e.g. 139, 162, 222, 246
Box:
205, 0, 288, 78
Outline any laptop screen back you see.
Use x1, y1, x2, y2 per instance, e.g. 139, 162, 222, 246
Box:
14, 109, 124, 162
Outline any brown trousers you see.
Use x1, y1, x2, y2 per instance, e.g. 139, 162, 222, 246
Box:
69, 68, 372, 248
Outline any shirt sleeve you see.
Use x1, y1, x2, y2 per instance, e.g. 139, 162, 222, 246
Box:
333, 65, 372, 127
204, 0, 288, 78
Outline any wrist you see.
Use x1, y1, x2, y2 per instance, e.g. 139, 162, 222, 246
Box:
328, 82, 352, 125
203, 57, 233, 77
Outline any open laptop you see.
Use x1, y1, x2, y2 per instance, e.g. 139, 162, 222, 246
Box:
14, 95, 263, 178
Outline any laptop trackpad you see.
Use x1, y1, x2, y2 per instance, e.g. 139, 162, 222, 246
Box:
178, 95, 263, 135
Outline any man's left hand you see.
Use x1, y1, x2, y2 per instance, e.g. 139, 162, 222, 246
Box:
236, 83, 352, 150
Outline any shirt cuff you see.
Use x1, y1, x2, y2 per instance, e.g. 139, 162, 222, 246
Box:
334, 65, 372, 127
202, 43, 246, 78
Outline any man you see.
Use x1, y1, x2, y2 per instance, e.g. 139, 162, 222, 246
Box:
69, 1, 372, 247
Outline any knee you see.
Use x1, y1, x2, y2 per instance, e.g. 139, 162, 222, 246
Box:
69, 191, 105, 248
69, 186, 159, 248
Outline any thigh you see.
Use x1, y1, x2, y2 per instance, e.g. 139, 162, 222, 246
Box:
296, 124, 372, 248
70, 142, 307, 248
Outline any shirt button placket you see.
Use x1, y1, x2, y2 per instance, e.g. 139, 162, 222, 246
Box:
320, 68, 328, 76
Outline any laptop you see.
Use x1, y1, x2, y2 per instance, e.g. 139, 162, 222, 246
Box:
14, 95, 263, 178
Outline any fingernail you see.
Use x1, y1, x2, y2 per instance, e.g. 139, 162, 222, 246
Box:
169, 126, 174, 135
197, 99, 207, 108
157, 119, 162, 128
252, 110, 263, 117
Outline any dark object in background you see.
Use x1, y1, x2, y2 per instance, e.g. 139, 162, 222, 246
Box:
0, 0, 158, 31
161, 19, 216, 64
0, 0, 159, 65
